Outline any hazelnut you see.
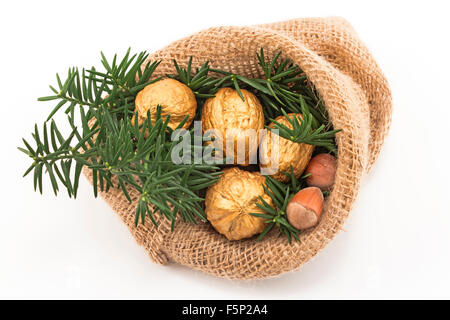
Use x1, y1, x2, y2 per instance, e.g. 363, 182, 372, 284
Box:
286, 187, 323, 230
305, 153, 337, 191
205, 167, 273, 240
133, 78, 197, 130
201, 88, 264, 166
260, 114, 315, 182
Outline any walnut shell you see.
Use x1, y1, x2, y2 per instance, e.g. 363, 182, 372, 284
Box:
260, 113, 315, 182
201, 88, 264, 166
133, 78, 196, 130
205, 167, 273, 240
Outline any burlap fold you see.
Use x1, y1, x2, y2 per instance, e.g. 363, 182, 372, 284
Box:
84, 17, 392, 279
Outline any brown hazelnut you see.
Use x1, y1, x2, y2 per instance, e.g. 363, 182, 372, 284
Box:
305, 153, 337, 191
260, 114, 315, 182
201, 88, 264, 166
286, 187, 323, 230
205, 167, 273, 240
133, 78, 197, 130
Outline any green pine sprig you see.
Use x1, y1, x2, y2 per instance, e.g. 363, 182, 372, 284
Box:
250, 168, 310, 243
168, 57, 222, 99
210, 49, 324, 123
38, 48, 162, 120
19, 49, 222, 229
268, 103, 341, 154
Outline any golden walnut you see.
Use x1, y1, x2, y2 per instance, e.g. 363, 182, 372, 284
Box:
205, 167, 273, 240
260, 113, 315, 182
133, 78, 197, 130
201, 88, 264, 166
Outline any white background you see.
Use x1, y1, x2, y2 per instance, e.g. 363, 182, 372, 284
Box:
1, 0, 449, 299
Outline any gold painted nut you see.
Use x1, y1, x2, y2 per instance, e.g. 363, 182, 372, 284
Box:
260, 113, 315, 182
201, 88, 264, 166
205, 167, 273, 240
133, 78, 197, 130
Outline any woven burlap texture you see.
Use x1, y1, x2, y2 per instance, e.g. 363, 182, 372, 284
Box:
84, 17, 392, 279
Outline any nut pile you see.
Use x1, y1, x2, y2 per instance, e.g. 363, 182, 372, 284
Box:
21, 48, 341, 246
134, 77, 338, 241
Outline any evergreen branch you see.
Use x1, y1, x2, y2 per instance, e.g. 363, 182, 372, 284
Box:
268, 103, 341, 154
168, 58, 221, 98
250, 168, 309, 243
209, 49, 334, 137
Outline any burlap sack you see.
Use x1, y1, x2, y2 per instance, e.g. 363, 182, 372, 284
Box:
84, 17, 392, 279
